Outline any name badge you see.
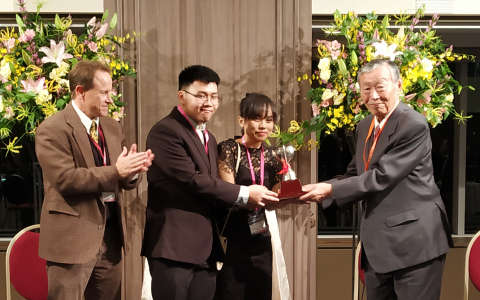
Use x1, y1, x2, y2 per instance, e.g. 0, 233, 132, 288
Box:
248, 210, 268, 236
102, 192, 116, 202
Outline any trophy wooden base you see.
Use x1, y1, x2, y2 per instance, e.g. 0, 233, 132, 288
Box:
278, 179, 306, 200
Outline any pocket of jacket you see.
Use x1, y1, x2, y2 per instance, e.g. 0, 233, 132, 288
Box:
47, 202, 80, 217
385, 210, 419, 227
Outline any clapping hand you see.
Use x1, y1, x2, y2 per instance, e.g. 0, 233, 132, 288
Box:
116, 144, 155, 178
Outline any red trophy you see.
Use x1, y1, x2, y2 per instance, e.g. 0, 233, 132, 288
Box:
276, 145, 306, 200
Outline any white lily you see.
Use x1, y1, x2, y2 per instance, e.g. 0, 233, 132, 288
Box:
39, 40, 73, 66
372, 41, 402, 61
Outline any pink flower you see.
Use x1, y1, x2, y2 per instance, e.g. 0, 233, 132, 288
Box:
88, 41, 98, 52
404, 93, 417, 102
87, 16, 96, 27
39, 40, 73, 66
417, 90, 432, 107
312, 103, 320, 116
320, 40, 332, 51
4, 106, 14, 120
331, 40, 341, 50
319, 100, 333, 108
20, 77, 46, 94
372, 28, 380, 40
353, 104, 361, 114
18, 29, 36, 42
331, 50, 341, 60
96, 23, 108, 39
4, 38, 15, 52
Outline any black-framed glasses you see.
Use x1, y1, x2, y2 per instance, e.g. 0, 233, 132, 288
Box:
183, 90, 222, 104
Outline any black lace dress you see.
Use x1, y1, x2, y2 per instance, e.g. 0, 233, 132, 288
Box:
214, 138, 282, 300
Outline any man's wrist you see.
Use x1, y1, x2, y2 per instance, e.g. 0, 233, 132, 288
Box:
235, 185, 249, 206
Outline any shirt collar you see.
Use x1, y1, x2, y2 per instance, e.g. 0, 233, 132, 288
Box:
186, 115, 206, 132
71, 100, 99, 133
375, 100, 399, 128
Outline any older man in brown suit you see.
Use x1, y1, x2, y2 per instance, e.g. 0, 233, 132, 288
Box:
35, 60, 153, 300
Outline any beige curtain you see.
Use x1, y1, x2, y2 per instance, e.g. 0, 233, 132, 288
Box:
103, 0, 315, 299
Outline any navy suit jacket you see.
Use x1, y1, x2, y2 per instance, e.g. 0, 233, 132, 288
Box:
325, 102, 453, 273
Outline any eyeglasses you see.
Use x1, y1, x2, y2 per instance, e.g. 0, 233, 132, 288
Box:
183, 90, 222, 104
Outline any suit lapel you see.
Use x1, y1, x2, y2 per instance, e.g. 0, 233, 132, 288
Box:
171, 108, 211, 172
99, 118, 121, 165
64, 104, 96, 168
207, 130, 217, 175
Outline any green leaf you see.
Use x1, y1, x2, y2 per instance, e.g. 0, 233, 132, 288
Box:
17, 92, 35, 103
8, 62, 15, 74
337, 59, 348, 76
21, 49, 31, 64
468, 85, 476, 91
110, 13, 118, 29
102, 9, 109, 22
382, 15, 389, 38
264, 138, 271, 146
364, 38, 381, 45
55, 14, 62, 29
70, 58, 79, 68
16, 14, 25, 28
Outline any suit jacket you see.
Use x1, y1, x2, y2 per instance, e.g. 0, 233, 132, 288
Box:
325, 102, 453, 274
141, 107, 240, 264
35, 104, 140, 264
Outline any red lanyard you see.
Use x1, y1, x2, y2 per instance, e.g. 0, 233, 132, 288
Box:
362, 113, 393, 171
177, 105, 209, 154
242, 135, 264, 186
88, 123, 107, 166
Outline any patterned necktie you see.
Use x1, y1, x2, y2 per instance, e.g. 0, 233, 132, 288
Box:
374, 125, 380, 140
90, 121, 98, 143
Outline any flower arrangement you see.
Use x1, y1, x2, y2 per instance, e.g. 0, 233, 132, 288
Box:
272, 6, 475, 151
0, 1, 137, 155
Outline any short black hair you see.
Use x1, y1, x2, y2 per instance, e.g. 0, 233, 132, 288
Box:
178, 65, 220, 91
239, 93, 277, 121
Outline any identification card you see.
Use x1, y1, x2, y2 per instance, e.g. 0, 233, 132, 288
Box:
102, 192, 116, 202
248, 210, 268, 236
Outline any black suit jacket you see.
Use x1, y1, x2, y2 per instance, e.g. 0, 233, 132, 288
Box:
324, 102, 453, 273
141, 107, 240, 264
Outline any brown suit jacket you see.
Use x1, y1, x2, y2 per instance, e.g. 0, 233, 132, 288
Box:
35, 103, 140, 264
141, 107, 240, 264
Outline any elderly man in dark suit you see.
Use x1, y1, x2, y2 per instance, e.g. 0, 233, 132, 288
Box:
301, 59, 453, 300
142, 65, 278, 300
36, 60, 153, 300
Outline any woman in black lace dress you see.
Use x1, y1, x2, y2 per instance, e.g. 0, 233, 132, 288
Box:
214, 93, 292, 300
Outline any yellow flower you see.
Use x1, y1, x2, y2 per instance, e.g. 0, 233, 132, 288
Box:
0, 28, 15, 42
15, 105, 30, 121
27, 65, 43, 77
0, 127, 11, 138
307, 140, 319, 151
288, 120, 301, 133
66, 34, 78, 47
42, 101, 58, 118
3, 137, 22, 156
270, 125, 281, 138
